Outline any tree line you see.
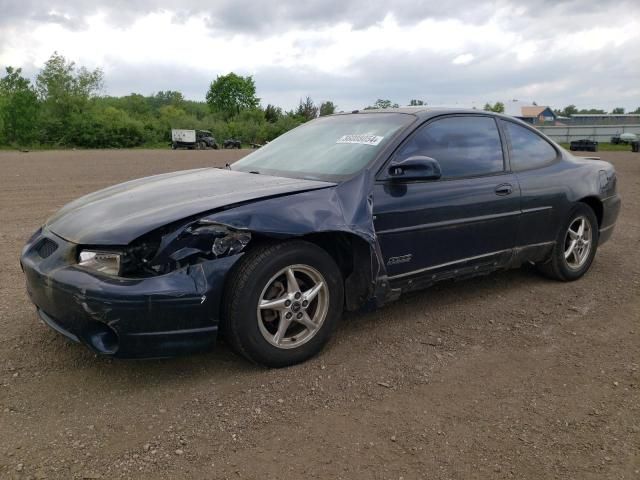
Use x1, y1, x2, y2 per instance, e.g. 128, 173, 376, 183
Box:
1, 53, 638, 149
553, 105, 640, 117
0, 53, 342, 149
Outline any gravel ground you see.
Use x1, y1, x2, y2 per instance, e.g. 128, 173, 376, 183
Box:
0, 149, 638, 480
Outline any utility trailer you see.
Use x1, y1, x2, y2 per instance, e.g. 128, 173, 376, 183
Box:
171, 129, 218, 150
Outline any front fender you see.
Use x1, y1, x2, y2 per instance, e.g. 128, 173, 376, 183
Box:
203, 172, 391, 307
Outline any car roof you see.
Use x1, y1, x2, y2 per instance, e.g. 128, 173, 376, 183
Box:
336, 106, 526, 125
337, 107, 512, 121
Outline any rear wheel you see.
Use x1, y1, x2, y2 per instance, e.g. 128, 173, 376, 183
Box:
222, 241, 344, 367
537, 203, 599, 281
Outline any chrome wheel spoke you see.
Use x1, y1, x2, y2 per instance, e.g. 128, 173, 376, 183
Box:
574, 248, 583, 264
296, 312, 317, 331
259, 296, 289, 311
273, 316, 291, 345
565, 240, 577, 259
302, 281, 324, 303
285, 268, 301, 294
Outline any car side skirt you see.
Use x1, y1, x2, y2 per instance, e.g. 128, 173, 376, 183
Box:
384, 241, 554, 297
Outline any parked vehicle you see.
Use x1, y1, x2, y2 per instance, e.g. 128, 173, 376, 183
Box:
569, 139, 598, 152
21, 109, 621, 367
224, 138, 242, 149
171, 129, 218, 150
611, 133, 638, 144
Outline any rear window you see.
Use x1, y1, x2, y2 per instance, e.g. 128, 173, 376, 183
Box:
502, 121, 557, 171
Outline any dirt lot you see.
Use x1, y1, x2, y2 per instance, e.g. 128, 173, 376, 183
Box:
0, 149, 638, 479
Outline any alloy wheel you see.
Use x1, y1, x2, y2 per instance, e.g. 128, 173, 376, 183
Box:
257, 264, 330, 349
564, 215, 593, 270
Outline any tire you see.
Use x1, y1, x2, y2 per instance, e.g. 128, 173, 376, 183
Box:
536, 203, 599, 281
222, 241, 344, 367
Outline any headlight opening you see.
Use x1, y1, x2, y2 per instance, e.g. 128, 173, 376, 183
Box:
78, 250, 122, 276
77, 222, 251, 278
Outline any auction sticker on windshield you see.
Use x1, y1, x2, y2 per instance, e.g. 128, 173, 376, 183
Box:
336, 134, 384, 146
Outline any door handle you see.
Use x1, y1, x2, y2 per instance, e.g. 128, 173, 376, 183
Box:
495, 183, 513, 196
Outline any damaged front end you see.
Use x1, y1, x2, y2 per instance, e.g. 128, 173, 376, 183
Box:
20, 220, 252, 358
78, 220, 252, 278
21, 168, 393, 359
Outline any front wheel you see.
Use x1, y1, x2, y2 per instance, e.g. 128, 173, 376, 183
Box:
222, 241, 344, 367
537, 203, 599, 281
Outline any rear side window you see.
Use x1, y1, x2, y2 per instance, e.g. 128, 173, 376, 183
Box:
395, 116, 504, 179
503, 121, 557, 171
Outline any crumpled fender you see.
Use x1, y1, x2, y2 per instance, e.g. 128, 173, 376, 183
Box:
203, 169, 390, 308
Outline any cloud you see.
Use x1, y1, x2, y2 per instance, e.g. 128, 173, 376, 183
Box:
0, 0, 496, 31
0, 0, 639, 111
452, 53, 474, 65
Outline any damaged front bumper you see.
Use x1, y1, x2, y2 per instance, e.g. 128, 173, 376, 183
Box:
20, 229, 241, 358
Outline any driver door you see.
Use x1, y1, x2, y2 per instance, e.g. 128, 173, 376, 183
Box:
373, 115, 521, 281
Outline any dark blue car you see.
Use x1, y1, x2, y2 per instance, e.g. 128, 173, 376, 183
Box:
21, 109, 621, 367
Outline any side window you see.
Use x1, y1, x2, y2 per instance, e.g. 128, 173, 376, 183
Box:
395, 116, 504, 179
503, 121, 557, 171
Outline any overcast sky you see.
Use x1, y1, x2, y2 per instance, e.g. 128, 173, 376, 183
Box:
0, 0, 639, 111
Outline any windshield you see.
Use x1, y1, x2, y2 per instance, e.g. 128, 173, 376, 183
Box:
231, 113, 414, 181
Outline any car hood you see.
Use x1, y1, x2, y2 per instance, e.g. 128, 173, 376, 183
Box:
46, 168, 333, 245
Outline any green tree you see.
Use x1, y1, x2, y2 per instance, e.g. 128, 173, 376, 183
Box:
633, 106, 640, 114
483, 102, 504, 113
577, 108, 606, 114
560, 105, 578, 117
296, 96, 318, 121
148, 90, 184, 110
36, 52, 103, 101
0, 67, 39, 145
319, 100, 336, 116
409, 99, 425, 106
206, 73, 259, 118
365, 99, 399, 110
264, 104, 282, 123
36, 52, 103, 144
611, 107, 625, 114
121, 93, 151, 117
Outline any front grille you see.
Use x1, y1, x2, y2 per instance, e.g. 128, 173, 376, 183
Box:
35, 238, 58, 258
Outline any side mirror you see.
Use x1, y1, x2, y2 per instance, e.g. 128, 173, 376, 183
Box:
388, 155, 442, 180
